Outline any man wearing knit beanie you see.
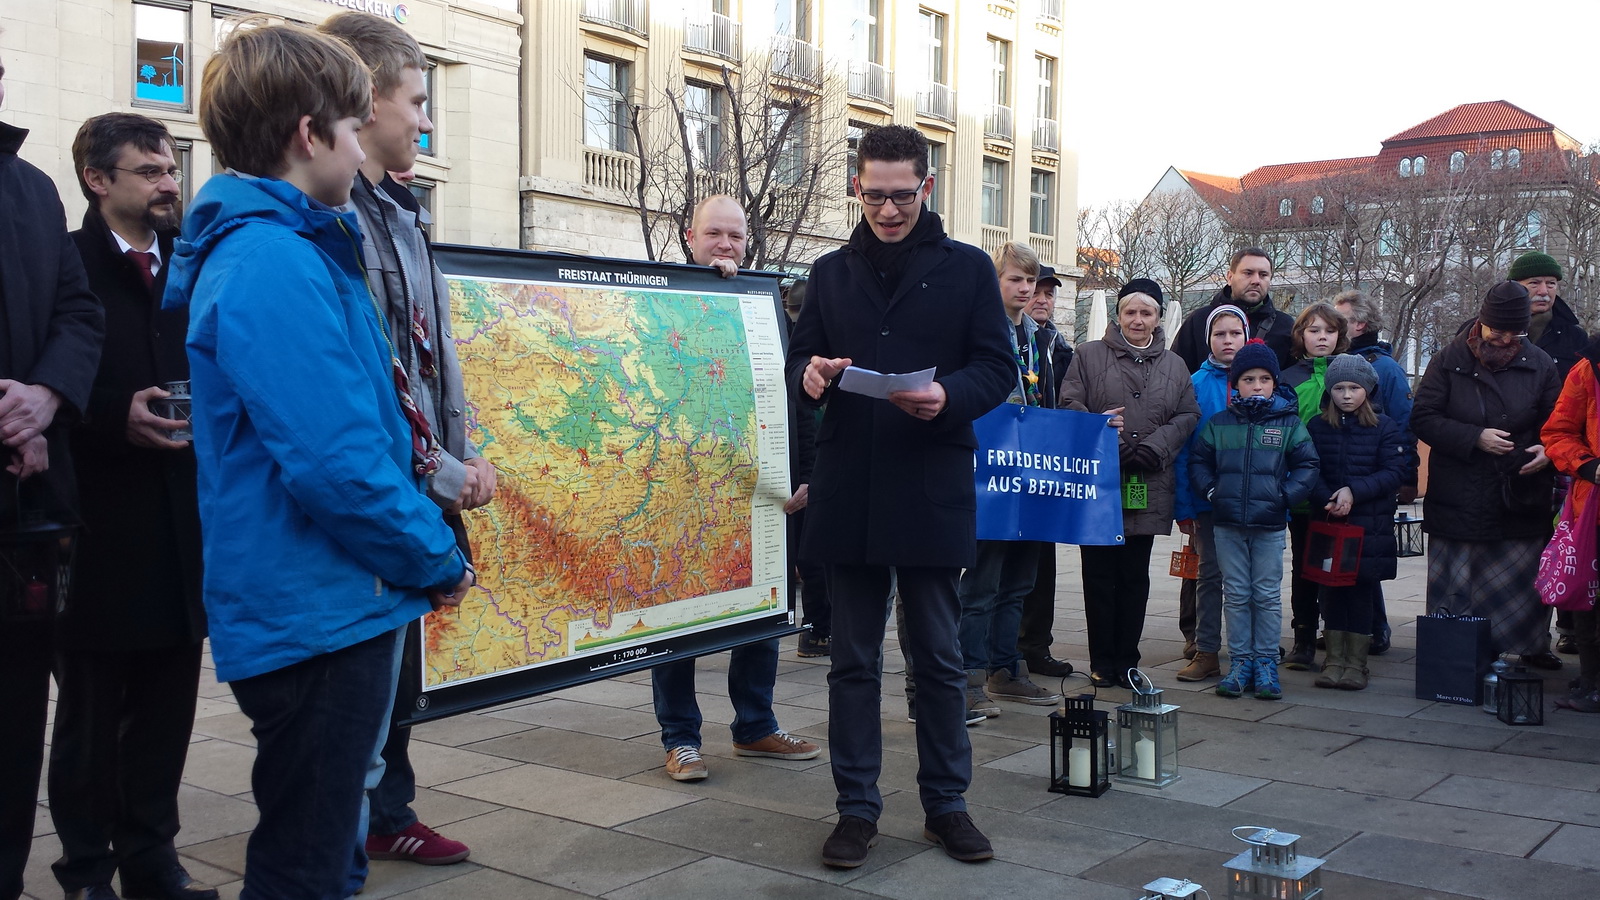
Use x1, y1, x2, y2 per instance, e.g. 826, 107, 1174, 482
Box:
1508, 250, 1587, 379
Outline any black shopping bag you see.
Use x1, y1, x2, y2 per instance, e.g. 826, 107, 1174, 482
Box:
1414, 611, 1492, 705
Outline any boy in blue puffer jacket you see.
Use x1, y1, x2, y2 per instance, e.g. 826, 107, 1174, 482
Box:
1190, 340, 1320, 699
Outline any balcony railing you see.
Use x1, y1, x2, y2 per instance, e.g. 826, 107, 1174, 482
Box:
684, 12, 740, 61
1029, 234, 1056, 266
773, 35, 822, 85
915, 82, 955, 123
980, 225, 1008, 257
1033, 117, 1059, 153
580, 0, 647, 35
583, 147, 638, 193
984, 104, 1014, 141
847, 60, 893, 105
1035, 0, 1064, 22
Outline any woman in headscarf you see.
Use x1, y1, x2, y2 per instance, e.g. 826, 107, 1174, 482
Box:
1060, 279, 1200, 687
1411, 281, 1560, 664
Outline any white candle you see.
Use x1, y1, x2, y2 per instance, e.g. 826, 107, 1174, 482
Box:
1068, 747, 1091, 787
1135, 737, 1157, 781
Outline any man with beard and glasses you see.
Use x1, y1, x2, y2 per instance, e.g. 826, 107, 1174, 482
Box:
0, 45, 106, 900
1412, 282, 1559, 669
787, 124, 1013, 869
51, 113, 216, 900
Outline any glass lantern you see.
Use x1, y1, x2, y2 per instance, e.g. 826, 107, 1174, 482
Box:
1496, 666, 1544, 726
1394, 510, 1425, 558
1223, 827, 1324, 900
1048, 693, 1110, 797
1142, 877, 1205, 899
1114, 669, 1181, 788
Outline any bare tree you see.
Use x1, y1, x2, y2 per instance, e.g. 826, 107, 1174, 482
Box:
1538, 143, 1600, 329
1142, 190, 1227, 309
620, 44, 848, 271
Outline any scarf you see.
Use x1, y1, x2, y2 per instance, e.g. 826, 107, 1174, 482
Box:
848, 205, 945, 294
1465, 318, 1521, 372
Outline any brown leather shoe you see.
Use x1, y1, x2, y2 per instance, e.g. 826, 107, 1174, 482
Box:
1176, 651, 1220, 682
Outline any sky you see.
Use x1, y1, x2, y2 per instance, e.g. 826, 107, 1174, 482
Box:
1071, 0, 1600, 209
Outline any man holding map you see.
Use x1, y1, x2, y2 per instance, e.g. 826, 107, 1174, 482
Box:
787, 125, 1015, 868
649, 195, 821, 783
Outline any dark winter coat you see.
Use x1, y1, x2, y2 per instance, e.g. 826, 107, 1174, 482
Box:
1349, 333, 1417, 484
0, 121, 104, 533
1411, 330, 1560, 542
1061, 324, 1199, 536
64, 207, 204, 649
1172, 287, 1295, 374
1189, 393, 1320, 531
1307, 412, 1407, 581
1034, 319, 1073, 410
1533, 295, 1587, 380
785, 215, 1014, 568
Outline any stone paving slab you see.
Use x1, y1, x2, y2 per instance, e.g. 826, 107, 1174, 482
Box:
847, 849, 1130, 900
1414, 773, 1600, 826
1325, 833, 1591, 900
604, 856, 882, 899
1259, 703, 1516, 750
481, 697, 661, 740
1030, 788, 1356, 858
410, 712, 537, 747
1326, 734, 1600, 791
1531, 822, 1600, 868
441, 762, 696, 827
390, 866, 590, 899
467, 727, 665, 779
620, 752, 842, 820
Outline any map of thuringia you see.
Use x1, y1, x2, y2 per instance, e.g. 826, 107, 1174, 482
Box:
422, 276, 789, 689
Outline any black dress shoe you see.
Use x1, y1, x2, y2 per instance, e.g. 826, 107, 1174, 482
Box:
121, 866, 219, 900
923, 811, 993, 862
1087, 671, 1116, 689
65, 885, 120, 900
1523, 650, 1564, 671
1024, 655, 1075, 678
1556, 633, 1578, 655
821, 815, 878, 869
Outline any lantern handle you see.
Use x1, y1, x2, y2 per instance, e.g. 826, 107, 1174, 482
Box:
1127, 667, 1155, 694
1230, 825, 1276, 846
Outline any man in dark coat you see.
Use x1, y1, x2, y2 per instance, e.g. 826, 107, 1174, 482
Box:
1172, 248, 1295, 374
787, 125, 1013, 869
49, 114, 215, 900
0, 55, 106, 900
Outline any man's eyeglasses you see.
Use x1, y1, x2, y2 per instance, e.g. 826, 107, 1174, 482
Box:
858, 188, 922, 207
112, 166, 184, 184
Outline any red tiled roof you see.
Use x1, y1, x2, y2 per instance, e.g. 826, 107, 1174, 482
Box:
1178, 170, 1241, 210
1383, 100, 1553, 145
1241, 156, 1374, 190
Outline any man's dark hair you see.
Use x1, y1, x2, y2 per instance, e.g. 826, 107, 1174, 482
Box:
1229, 246, 1272, 272
71, 113, 174, 203
857, 125, 929, 179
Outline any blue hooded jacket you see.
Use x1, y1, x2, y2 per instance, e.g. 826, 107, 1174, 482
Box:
163, 173, 466, 682
1174, 356, 1232, 521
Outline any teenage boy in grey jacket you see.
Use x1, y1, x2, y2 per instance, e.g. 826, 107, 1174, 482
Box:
320, 12, 498, 885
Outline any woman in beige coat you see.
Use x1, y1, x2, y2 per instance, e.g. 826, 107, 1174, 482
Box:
1061, 279, 1200, 687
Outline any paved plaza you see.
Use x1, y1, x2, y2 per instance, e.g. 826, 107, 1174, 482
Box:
21, 528, 1600, 898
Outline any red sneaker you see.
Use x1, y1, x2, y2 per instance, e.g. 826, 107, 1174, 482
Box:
365, 821, 470, 865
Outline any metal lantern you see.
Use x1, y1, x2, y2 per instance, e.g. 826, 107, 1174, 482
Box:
1394, 510, 1425, 558
1223, 827, 1324, 900
1482, 658, 1509, 716
1048, 693, 1110, 797
1141, 877, 1205, 899
1114, 669, 1181, 788
1495, 666, 1544, 726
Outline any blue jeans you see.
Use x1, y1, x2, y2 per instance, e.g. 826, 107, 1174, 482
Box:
1193, 513, 1225, 654
651, 638, 780, 749
347, 627, 408, 894
1214, 526, 1286, 661
956, 540, 1039, 673
229, 631, 401, 900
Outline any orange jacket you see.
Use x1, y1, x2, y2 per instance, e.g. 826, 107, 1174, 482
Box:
1542, 355, 1600, 512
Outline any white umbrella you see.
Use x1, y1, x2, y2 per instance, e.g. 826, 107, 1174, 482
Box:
1087, 289, 1108, 342
1162, 294, 1185, 341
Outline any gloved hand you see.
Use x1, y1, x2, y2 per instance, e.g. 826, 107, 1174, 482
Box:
1129, 443, 1162, 473
1119, 441, 1137, 468
1397, 484, 1419, 504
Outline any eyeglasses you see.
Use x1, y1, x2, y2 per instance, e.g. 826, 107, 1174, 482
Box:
858, 188, 922, 207
112, 166, 184, 184
1483, 327, 1527, 341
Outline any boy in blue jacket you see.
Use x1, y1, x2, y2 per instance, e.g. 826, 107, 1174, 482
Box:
162, 23, 471, 898
1190, 340, 1319, 700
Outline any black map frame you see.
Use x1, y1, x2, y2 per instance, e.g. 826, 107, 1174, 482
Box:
394, 245, 796, 727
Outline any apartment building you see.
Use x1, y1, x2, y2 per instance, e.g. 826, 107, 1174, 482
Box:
1, 0, 521, 248
523, 0, 1078, 285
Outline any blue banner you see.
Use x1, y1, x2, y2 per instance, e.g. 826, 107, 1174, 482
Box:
973, 405, 1124, 545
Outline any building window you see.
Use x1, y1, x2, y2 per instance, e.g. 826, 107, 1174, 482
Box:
981, 157, 1007, 226
1491, 149, 1504, 170
775, 0, 812, 42
988, 37, 1010, 107
1508, 148, 1522, 168
1378, 218, 1397, 256
418, 62, 437, 156
1029, 169, 1053, 235
926, 141, 945, 215
1521, 210, 1543, 248
770, 103, 806, 185
1310, 195, 1325, 214
920, 9, 947, 84
1303, 237, 1325, 267
1449, 150, 1466, 173
1035, 54, 1056, 119
1279, 198, 1293, 217
684, 81, 723, 170
1398, 158, 1412, 178
849, 0, 880, 63
171, 138, 193, 209
844, 122, 864, 197
1413, 155, 1426, 176
583, 54, 630, 152
135, 2, 190, 108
